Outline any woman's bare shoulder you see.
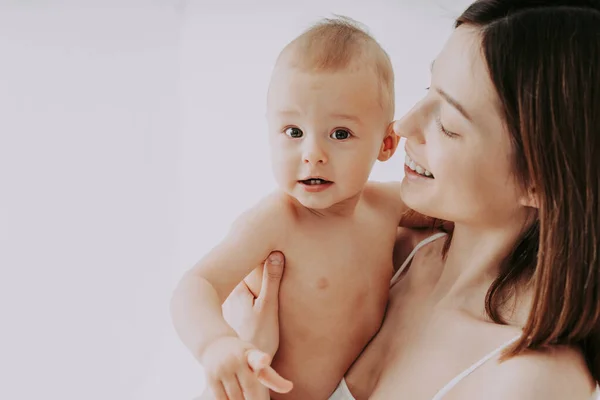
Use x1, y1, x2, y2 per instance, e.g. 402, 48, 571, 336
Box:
477, 345, 595, 400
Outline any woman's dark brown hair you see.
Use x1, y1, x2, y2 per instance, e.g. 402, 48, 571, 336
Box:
454, 0, 600, 383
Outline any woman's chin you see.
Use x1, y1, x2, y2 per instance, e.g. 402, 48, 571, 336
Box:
400, 184, 438, 218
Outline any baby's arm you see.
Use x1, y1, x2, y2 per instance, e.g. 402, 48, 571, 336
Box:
171, 192, 289, 357
170, 193, 291, 395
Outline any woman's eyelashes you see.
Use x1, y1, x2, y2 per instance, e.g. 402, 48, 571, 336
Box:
283, 127, 353, 140
435, 116, 459, 139
425, 86, 460, 139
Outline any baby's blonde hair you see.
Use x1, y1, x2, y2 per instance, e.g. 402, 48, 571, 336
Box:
276, 16, 395, 119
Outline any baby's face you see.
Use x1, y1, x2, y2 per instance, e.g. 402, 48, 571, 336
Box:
266, 65, 391, 210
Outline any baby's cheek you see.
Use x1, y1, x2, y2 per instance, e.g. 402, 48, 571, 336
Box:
270, 159, 290, 188
268, 147, 297, 192
345, 160, 372, 188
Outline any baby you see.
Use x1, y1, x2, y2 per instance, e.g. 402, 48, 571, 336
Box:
172, 17, 408, 400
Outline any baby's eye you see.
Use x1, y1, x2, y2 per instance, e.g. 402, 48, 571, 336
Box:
330, 129, 351, 140
284, 127, 303, 138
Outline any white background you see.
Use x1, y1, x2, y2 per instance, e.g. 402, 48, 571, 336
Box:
1, 1, 472, 399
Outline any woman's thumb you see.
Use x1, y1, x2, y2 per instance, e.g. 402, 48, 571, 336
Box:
256, 252, 284, 308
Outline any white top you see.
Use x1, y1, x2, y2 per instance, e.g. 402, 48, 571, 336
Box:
328, 232, 600, 400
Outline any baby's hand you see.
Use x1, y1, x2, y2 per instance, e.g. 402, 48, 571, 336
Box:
202, 335, 263, 400
246, 350, 293, 395
201, 335, 293, 400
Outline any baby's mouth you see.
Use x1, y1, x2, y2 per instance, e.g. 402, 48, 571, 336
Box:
299, 178, 333, 185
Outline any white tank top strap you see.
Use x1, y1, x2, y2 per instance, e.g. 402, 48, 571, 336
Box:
327, 232, 448, 400
390, 231, 448, 287
431, 334, 522, 400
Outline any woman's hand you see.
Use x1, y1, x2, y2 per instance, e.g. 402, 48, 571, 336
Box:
223, 252, 284, 358
222, 252, 293, 394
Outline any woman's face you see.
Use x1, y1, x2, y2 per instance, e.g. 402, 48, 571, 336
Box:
396, 26, 531, 228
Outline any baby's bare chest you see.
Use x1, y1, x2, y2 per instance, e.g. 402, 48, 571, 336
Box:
246, 215, 398, 315
290, 214, 395, 289
245, 214, 399, 397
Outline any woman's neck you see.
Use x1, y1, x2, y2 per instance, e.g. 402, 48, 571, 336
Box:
431, 216, 534, 323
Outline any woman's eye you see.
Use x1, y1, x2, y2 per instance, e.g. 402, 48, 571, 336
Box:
435, 116, 458, 139
284, 127, 303, 138
330, 129, 351, 140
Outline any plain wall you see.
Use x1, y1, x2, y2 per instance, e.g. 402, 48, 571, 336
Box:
0, 2, 182, 399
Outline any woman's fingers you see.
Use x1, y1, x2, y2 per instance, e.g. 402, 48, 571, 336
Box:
223, 280, 259, 339
255, 252, 285, 310
225, 281, 254, 313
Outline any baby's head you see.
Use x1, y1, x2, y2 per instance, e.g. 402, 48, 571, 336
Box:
267, 17, 397, 210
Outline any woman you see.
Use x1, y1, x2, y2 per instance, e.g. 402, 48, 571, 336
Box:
201, 0, 600, 398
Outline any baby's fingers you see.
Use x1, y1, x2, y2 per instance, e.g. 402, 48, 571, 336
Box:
247, 350, 293, 394
257, 366, 293, 394
237, 369, 264, 400
247, 350, 271, 370
208, 380, 228, 400
222, 375, 244, 400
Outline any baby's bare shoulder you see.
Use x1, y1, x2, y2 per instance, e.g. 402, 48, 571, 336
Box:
363, 180, 402, 199
231, 190, 296, 236
363, 181, 404, 216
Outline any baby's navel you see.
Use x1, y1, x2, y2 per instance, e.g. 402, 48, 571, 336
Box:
316, 277, 329, 290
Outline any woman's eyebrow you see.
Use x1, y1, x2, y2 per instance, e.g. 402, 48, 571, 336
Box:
430, 59, 472, 121
436, 88, 472, 122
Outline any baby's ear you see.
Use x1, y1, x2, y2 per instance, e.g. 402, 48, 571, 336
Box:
377, 123, 399, 161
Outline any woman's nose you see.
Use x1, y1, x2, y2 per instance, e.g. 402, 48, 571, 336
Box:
393, 100, 427, 144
